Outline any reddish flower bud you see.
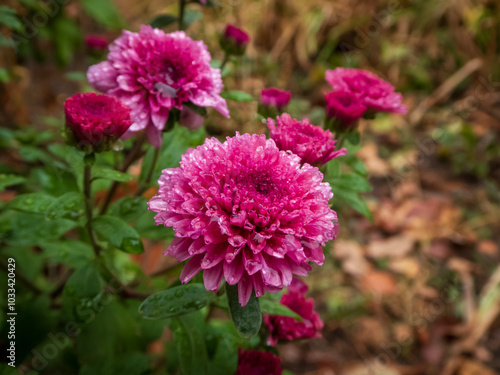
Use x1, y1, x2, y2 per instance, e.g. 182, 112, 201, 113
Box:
325, 90, 366, 129
85, 35, 108, 51
64, 92, 132, 152
261, 87, 291, 111
235, 348, 283, 375
220, 24, 250, 56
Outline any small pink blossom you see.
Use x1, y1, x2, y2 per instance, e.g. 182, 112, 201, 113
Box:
261, 88, 291, 110
326, 68, 407, 114
220, 24, 249, 56
148, 133, 338, 306
325, 90, 366, 128
267, 113, 347, 165
87, 25, 229, 147
235, 348, 282, 375
264, 278, 324, 345
64, 92, 132, 152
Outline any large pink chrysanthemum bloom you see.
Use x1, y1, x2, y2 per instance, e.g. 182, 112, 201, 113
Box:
325, 68, 407, 114
148, 133, 338, 306
87, 25, 229, 147
235, 348, 282, 375
64, 92, 132, 152
267, 113, 347, 166
264, 278, 324, 345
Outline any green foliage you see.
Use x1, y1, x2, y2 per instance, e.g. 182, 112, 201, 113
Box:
93, 216, 144, 254
220, 90, 254, 102
225, 283, 262, 338
140, 284, 216, 320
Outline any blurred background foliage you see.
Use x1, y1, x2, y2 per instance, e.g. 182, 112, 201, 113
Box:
1, 0, 500, 374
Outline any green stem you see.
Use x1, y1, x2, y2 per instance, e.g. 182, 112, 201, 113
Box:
83, 157, 100, 257
136, 146, 160, 197
178, 0, 185, 31
336, 132, 347, 149
220, 52, 230, 71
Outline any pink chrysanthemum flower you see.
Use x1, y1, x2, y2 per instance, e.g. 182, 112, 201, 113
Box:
264, 278, 324, 345
64, 92, 132, 152
87, 25, 229, 147
220, 24, 249, 56
267, 113, 347, 166
325, 68, 407, 114
148, 133, 338, 306
261, 88, 291, 110
235, 349, 282, 375
325, 90, 367, 128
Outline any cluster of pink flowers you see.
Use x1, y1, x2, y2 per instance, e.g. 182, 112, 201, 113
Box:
264, 278, 324, 345
325, 68, 407, 128
87, 25, 229, 147
267, 113, 347, 166
64, 92, 132, 152
148, 133, 338, 306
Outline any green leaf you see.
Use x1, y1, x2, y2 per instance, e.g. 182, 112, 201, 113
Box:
346, 131, 361, 145
109, 196, 147, 222
51, 17, 82, 65
331, 173, 372, 192
333, 186, 373, 221
0, 6, 22, 31
93, 215, 144, 254
65, 262, 104, 299
5, 192, 56, 214
171, 314, 208, 375
259, 299, 302, 320
0, 174, 25, 190
81, 0, 126, 28
93, 166, 133, 182
149, 14, 178, 28
183, 9, 203, 28
140, 284, 215, 320
45, 192, 86, 223
40, 240, 94, 267
220, 90, 254, 102
225, 283, 262, 338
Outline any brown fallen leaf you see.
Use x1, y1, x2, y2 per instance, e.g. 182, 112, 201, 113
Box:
477, 240, 498, 257
389, 258, 420, 278
333, 240, 371, 277
458, 360, 498, 375
367, 235, 416, 259
360, 271, 397, 296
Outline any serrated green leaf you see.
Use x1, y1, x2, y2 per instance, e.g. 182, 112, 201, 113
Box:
333, 187, 373, 221
140, 283, 215, 320
0, 174, 25, 190
93, 166, 133, 182
5, 192, 56, 214
109, 196, 147, 222
220, 90, 254, 102
149, 14, 178, 28
45, 192, 86, 223
225, 283, 261, 338
65, 262, 104, 299
259, 299, 302, 320
40, 240, 94, 267
331, 173, 372, 192
93, 215, 144, 254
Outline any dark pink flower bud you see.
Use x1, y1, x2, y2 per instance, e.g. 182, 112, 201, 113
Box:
85, 35, 108, 51
325, 90, 366, 128
235, 348, 283, 375
179, 107, 204, 130
220, 24, 250, 56
264, 278, 324, 346
64, 92, 132, 152
326, 68, 407, 114
267, 113, 347, 166
261, 88, 291, 111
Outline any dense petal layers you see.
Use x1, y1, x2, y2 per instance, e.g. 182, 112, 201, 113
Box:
326, 68, 407, 114
87, 25, 229, 147
325, 90, 367, 127
267, 113, 347, 165
264, 279, 324, 345
64, 92, 132, 152
148, 133, 339, 305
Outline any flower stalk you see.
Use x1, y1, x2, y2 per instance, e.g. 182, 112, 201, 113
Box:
83, 153, 100, 257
